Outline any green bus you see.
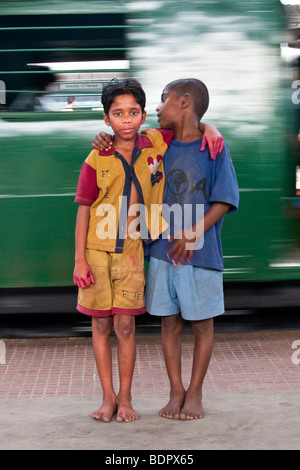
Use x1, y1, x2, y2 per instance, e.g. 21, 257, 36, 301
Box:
0, 0, 299, 314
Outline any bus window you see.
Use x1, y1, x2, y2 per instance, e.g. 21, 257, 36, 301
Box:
29, 60, 130, 113
0, 12, 130, 117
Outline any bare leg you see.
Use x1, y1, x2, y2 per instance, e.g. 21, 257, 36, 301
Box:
91, 316, 117, 422
180, 317, 214, 420
113, 314, 138, 422
160, 314, 185, 419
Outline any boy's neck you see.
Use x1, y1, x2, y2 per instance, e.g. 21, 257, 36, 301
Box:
173, 116, 203, 143
114, 136, 136, 162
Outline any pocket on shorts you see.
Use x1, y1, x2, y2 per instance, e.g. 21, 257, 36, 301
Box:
85, 249, 110, 269
111, 239, 145, 306
78, 249, 112, 313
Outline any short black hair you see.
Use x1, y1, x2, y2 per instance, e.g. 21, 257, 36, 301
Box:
166, 78, 209, 121
67, 96, 75, 104
101, 78, 146, 115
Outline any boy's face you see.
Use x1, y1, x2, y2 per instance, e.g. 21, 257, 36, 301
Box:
104, 93, 146, 141
156, 86, 181, 129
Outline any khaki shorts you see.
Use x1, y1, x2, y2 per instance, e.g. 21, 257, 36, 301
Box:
77, 237, 145, 317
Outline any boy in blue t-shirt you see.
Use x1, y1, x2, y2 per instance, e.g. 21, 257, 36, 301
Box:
145, 79, 239, 420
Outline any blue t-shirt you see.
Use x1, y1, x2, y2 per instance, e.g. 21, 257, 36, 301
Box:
149, 138, 239, 271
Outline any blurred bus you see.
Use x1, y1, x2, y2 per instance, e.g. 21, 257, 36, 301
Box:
0, 0, 299, 314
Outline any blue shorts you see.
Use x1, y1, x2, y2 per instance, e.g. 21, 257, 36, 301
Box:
145, 257, 224, 321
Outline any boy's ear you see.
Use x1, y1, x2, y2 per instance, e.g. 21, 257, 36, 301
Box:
181, 93, 192, 109
141, 110, 147, 125
103, 113, 111, 127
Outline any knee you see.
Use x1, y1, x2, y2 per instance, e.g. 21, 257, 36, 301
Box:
192, 318, 213, 337
162, 314, 183, 335
114, 316, 135, 341
92, 317, 112, 336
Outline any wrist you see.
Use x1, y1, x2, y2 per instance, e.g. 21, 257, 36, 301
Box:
75, 254, 87, 264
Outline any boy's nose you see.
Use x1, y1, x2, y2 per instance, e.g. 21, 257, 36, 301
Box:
123, 114, 132, 122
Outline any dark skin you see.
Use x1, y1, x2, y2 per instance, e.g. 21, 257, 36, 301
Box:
93, 85, 229, 419
153, 87, 230, 265
93, 123, 223, 160
154, 85, 231, 420
74, 94, 147, 423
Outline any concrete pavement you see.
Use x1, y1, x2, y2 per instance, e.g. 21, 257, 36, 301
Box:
1, 330, 300, 451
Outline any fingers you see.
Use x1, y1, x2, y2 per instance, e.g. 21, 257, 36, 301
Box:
167, 230, 195, 265
73, 270, 95, 288
167, 239, 192, 266
73, 275, 89, 288
92, 132, 113, 150
212, 137, 224, 159
208, 138, 219, 160
73, 275, 86, 288
200, 136, 207, 152
88, 271, 96, 285
201, 136, 224, 160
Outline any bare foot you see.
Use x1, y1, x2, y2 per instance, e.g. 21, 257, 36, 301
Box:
180, 393, 203, 420
91, 396, 117, 422
159, 389, 186, 419
116, 397, 138, 423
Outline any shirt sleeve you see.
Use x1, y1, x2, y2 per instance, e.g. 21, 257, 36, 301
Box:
74, 151, 99, 205
209, 142, 239, 213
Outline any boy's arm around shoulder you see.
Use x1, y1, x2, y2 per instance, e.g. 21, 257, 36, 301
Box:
146, 125, 224, 158
92, 132, 113, 151
91, 127, 174, 152
141, 127, 174, 147
200, 123, 224, 160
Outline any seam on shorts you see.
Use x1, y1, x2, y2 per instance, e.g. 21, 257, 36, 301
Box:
181, 309, 225, 321
112, 306, 146, 316
77, 303, 112, 317
147, 309, 181, 317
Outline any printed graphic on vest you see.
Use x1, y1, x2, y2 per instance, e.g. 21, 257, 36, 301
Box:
147, 155, 163, 186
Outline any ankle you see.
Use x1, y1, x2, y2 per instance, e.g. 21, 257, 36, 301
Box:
185, 387, 202, 400
117, 392, 132, 404
169, 386, 185, 397
103, 392, 117, 402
